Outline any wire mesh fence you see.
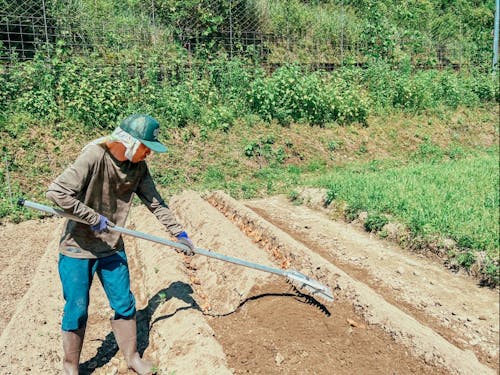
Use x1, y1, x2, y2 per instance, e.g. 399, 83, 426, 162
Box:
0, 0, 492, 70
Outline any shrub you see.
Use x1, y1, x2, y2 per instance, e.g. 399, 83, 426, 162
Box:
157, 83, 202, 128
247, 65, 368, 126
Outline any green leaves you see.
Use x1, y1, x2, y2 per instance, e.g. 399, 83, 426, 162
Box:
364, 213, 389, 232
247, 65, 368, 126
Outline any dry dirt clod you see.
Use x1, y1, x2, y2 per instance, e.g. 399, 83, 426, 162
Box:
347, 318, 366, 329
275, 352, 285, 366
190, 275, 201, 285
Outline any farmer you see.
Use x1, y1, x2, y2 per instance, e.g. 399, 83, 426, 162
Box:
46, 114, 195, 375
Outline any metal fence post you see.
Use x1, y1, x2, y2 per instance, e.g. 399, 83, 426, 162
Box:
42, 0, 49, 45
494, 0, 499, 72
340, 0, 344, 66
229, 0, 234, 59
151, 0, 156, 46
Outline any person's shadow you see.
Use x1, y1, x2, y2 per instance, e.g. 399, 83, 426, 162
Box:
80, 280, 199, 374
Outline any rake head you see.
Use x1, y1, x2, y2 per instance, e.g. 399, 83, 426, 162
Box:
285, 269, 334, 305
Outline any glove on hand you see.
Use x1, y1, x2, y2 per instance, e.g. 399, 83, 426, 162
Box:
176, 231, 195, 256
91, 215, 111, 233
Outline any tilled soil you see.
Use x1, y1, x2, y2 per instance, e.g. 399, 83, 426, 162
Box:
0, 190, 497, 375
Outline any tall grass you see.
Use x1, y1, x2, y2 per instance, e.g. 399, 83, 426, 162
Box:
310, 149, 499, 282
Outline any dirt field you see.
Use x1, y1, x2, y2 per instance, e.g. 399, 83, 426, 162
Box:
0, 190, 498, 374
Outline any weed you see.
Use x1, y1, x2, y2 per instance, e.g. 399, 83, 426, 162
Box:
324, 185, 339, 207
158, 292, 167, 303
327, 140, 342, 152
414, 139, 444, 162
345, 203, 363, 222
203, 167, 225, 187
288, 190, 303, 205
357, 141, 368, 155
364, 213, 389, 232
456, 251, 476, 269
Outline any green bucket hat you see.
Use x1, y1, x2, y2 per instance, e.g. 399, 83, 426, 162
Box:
119, 114, 167, 153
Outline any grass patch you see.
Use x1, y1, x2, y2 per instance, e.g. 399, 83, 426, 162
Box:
310, 149, 499, 283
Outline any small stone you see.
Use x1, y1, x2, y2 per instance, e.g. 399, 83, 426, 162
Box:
396, 267, 405, 275
423, 352, 434, 364
347, 318, 366, 329
275, 352, 285, 366
469, 338, 480, 346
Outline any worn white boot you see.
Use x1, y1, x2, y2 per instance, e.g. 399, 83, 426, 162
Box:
111, 317, 155, 375
62, 328, 85, 375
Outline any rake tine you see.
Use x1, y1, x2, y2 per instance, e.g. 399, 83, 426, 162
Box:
288, 283, 332, 317
285, 270, 334, 304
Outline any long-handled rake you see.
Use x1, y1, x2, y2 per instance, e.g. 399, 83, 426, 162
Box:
19, 199, 334, 304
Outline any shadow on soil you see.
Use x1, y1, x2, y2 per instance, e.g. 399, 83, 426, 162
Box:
79, 280, 199, 374
79, 281, 330, 373
202, 290, 331, 318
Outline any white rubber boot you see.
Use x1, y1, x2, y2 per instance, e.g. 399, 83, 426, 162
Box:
62, 328, 85, 375
111, 317, 155, 375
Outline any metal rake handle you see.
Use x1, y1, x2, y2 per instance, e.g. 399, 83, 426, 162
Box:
18, 199, 334, 303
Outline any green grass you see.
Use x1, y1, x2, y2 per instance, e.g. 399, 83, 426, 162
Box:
309, 149, 499, 282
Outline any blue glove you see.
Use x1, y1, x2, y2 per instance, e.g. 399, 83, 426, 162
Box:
176, 231, 195, 256
91, 215, 110, 233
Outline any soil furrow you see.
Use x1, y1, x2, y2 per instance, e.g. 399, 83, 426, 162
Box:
245, 194, 499, 371
0, 190, 497, 374
205, 190, 496, 375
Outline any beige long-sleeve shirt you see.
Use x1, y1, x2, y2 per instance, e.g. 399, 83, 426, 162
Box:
47, 144, 184, 258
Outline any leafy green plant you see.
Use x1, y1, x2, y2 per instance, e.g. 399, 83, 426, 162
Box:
413, 139, 444, 162
288, 190, 303, 205
364, 213, 389, 232
201, 105, 236, 132
345, 203, 363, 222
325, 184, 339, 207
203, 166, 225, 187
247, 65, 368, 126
243, 135, 288, 166
456, 251, 476, 269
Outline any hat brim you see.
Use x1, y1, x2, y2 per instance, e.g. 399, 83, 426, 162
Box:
141, 139, 168, 153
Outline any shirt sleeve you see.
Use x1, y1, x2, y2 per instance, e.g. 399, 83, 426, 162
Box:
46, 147, 101, 226
135, 165, 184, 237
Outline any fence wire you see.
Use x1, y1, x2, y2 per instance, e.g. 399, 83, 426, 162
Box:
0, 0, 488, 70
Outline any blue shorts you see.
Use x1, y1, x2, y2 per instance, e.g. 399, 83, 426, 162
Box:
58, 250, 136, 331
